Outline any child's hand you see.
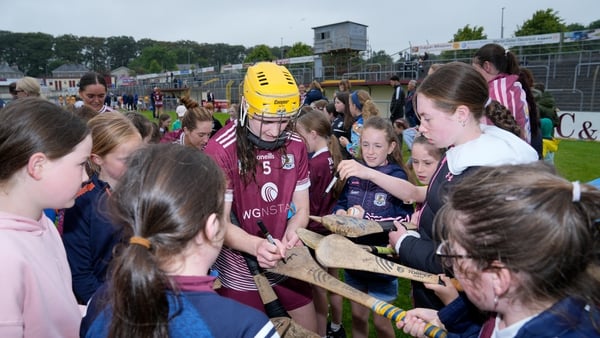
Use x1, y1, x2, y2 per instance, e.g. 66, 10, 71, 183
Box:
335, 209, 347, 216
388, 220, 408, 249
337, 159, 370, 180
347, 205, 364, 218
424, 274, 459, 305
339, 136, 349, 147
396, 308, 443, 337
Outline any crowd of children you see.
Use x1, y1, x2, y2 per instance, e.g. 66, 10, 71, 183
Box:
0, 58, 598, 338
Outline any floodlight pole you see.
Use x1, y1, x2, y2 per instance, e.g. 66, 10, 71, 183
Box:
501, 7, 505, 39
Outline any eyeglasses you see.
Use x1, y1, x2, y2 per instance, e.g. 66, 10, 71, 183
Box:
436, 240, 475, 269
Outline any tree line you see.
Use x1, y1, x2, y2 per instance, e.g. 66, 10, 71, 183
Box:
0, 31, 314, 78
1, 9, 598, 78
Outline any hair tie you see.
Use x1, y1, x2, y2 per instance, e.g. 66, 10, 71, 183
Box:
572, 181, 581, 202
504, 49, 510, 56
351, 91, 363, 111
484, 97, 492, 108
130, 236, 151, 249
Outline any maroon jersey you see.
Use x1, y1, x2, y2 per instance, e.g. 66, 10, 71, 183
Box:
307, 147, 336, 234
205, 123, 310, 290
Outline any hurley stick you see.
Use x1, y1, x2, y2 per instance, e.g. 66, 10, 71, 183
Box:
315, 233, 462, 291
244, 253, 319, 338
270, 317, 320, 338
267, 246, 448, 338
232, 215, 319, 337
297, 228, 395, 255
243, 253, 290, 318
309, 214, 417, 238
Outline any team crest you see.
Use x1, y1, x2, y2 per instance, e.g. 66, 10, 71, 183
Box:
373, 193, 387, 207
282, 154, 295, 170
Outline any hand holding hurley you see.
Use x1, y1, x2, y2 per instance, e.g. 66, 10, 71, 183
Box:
267, 246, 448, 338
309, 214, 416, 238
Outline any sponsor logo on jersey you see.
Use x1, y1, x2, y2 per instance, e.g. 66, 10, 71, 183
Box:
374, 193, 387, 207
257, 153, 275, 161
242, 204, 290, 220
261, 182, 278, 202
282, 154, 295, 170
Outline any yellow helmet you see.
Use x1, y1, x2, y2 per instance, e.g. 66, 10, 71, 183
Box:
242, 62, 300, 120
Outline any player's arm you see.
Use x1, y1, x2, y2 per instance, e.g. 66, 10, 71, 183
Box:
223, 200, 286, 268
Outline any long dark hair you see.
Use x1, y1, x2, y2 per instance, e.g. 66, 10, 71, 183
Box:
0, 97, 89, 182
335, 91, 353, 131
473, 44, 538, 138
416, 62, 520, 136
107, 144, 226, 338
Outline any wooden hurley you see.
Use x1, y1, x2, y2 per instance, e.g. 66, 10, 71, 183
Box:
243, 253, 319, 337
267, 246, 448, 338
242, 253, 290, 318
309, 214, 417, 238
270, 317, 320, 338
313, 233, 462, 291
233, 214, 319, 337
297, 228, 395, 255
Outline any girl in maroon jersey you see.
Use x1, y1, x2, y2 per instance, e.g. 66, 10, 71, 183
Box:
205, 62, 317, 332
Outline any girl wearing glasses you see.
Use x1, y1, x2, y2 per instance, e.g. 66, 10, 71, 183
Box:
398, 162, 600, 337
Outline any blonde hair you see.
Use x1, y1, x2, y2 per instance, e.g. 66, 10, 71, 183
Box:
351, 89, 379, 120
16, 77, 41, 97
88, 112, 140, 174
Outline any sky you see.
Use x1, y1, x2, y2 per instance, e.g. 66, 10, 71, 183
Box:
1, 0, 598, 60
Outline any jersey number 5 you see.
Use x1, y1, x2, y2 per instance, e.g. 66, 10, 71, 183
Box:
262, 161, 271, 175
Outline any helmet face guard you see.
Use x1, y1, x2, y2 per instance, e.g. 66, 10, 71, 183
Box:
240, 62, 300, 126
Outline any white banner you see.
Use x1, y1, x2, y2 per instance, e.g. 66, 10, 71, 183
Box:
411, 32, 562, 54
557, 111, 600, 141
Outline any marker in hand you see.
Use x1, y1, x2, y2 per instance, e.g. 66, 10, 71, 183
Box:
322, 172, 339, 197
257, 220, 286, 264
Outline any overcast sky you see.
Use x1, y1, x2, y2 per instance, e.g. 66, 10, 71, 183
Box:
1, 0, 598, 59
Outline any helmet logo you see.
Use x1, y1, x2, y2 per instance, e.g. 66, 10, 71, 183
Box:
274, 99, 289, 105
261, 182, 279, 202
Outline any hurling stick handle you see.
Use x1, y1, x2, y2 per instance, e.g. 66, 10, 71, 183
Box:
243, 253, 290, 319
364, 245, 396, 255
370, 300, 447, 338
231, 211, 290, 318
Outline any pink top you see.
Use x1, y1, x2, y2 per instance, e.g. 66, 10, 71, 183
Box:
488, 73, 531, 143
0, 212, 80, 337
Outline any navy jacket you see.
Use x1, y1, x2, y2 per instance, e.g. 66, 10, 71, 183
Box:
62, 174, 121, 304
438, 295, 600, 337
303, 88, 326, 106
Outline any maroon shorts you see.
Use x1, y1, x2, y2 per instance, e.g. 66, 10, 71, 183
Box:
216, 277, 313, 313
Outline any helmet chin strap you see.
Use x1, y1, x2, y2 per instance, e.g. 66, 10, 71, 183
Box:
247, 128, 288, 150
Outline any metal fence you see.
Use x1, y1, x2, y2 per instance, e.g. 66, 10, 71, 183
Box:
108, 39, 600, 112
